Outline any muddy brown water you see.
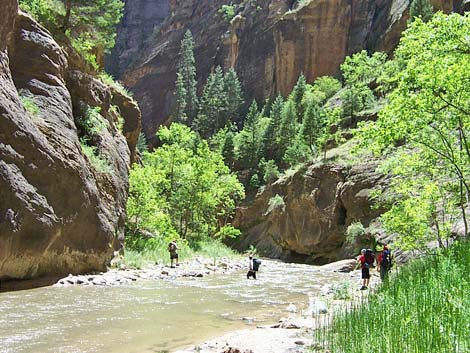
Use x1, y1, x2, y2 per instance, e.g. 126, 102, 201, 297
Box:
0, 261, 346, 353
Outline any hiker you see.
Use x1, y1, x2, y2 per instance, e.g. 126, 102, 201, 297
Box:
247, 255, 261, 279
168, 240, 179, 268
357, 248, 373, 290
377, 244, 392, 281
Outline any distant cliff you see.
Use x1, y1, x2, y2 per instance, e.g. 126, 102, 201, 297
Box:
0, 0, 141, 285
108, 0, 462, 144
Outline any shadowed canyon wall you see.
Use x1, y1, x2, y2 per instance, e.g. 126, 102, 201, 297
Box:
0, 0, 141, 284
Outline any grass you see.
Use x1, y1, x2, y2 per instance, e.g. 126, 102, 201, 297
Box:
80, 140, 111, 174
20, 95, 40, 115
99, 71, 134, 98
124, 239, 240, 269
314, 241, 470, 353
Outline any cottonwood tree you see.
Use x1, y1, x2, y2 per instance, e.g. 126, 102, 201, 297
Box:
358, 13, 470, 249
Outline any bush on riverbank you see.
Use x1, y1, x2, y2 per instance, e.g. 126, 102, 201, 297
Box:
314, 241, 470, 353
124, 239, 240, 269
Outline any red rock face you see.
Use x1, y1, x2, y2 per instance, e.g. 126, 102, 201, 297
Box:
110, 0, 461, 145
0, 9, 141, 284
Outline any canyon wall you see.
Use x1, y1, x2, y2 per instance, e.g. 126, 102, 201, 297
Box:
110, 0, 463, 144
0, 1, 141, 284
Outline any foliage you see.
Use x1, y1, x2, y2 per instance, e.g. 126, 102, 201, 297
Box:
345, 222, 365, 247
219, 4, 236, 21
193, 66, 227, 137
357, 13, 470, 247
341, 50, 388, 86
312, 76, 342, 101
126, 123, 245, 245
260, 159, 280, 184
136, 132, 148, 154
235, 101, 262, 170
80, 140, 111, 173
315, 241, 470, 353
99, 72, 133, 98
224, 68, 244, 124
175, 30, 198, 121
266, 194, 285, 214
20, 95, 40, 116
409, 0, 434, 23
214, 225, 241, 240
75, 105, 107, 142
20, 0, 124, 69
332, 281, 351, 300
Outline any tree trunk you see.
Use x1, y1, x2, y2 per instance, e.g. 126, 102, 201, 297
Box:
63, 0, 73, 33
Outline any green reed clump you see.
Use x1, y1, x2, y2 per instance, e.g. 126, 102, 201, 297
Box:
314, 241, 470, 353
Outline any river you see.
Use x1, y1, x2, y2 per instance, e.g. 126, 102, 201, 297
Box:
0, 260, 345, 353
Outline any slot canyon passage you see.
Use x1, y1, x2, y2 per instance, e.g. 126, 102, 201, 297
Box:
1, 0, 470, 352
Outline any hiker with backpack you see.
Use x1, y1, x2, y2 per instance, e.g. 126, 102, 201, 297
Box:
377, 244, 392, 281
247, 255, 261, 279
168, 240, 179, 268
357, 248, 375, 290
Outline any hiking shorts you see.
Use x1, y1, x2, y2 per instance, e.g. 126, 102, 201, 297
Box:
170, 252, 178, 260
361, 268, 370, 279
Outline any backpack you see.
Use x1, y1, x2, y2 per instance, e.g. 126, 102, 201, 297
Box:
168, 242, 176, 252
364, 249, 375, 268
381, 249, 392, 269
252, 258, 261, 271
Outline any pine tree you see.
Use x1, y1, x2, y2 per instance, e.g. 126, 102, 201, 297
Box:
176, 30, 198, 121
278, 99, 299, 160
221, 129, 235, 167
301, 100, 322, 153
174, 72, 187, 123
193, 66, 227, 137
263, 95, 284, 163
291, 73, 307, 120
236, 100, 261, 170
409, 0, 434, 23
224, 68, 244, 124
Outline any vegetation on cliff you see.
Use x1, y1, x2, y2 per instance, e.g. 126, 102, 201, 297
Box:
19, 0, 124, 69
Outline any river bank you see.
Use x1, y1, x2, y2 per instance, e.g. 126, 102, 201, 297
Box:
53, 256, 247, 287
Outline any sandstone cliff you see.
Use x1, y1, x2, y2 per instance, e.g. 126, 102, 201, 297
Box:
0, 1, 141, 285
109, 0, 463, 144
232, 157, 389, 264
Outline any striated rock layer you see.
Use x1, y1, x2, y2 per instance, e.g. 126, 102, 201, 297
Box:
110, 0, 463, 144
232, 161, 389, 264
0, 1, 141, 285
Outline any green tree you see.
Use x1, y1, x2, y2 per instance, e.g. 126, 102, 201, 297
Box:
409, 0, 434, 23
312, 76, 342, 101
236, 100, 261, 170
176, 30, 199, 121
301, 100, 322, 153
193, 66, 227, 137
291, 73, 307, 119
20, 0, 124, 68
127, 123, 244, 241
174, 72, 187, 123
224, 68, 244, 123
358, 13, 470, 247
278, 99, 299, 160
263, 94, 284, 163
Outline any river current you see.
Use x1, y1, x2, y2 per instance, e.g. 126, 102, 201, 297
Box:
0, 260, 345, 353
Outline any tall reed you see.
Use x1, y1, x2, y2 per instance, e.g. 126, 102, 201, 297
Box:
314, 241, 470, 353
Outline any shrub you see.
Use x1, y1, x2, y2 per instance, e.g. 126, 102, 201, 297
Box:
20, 95, 40, 116
80, 140, 111, 173
266, 194, 285, 214
219, 4, 235, 21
